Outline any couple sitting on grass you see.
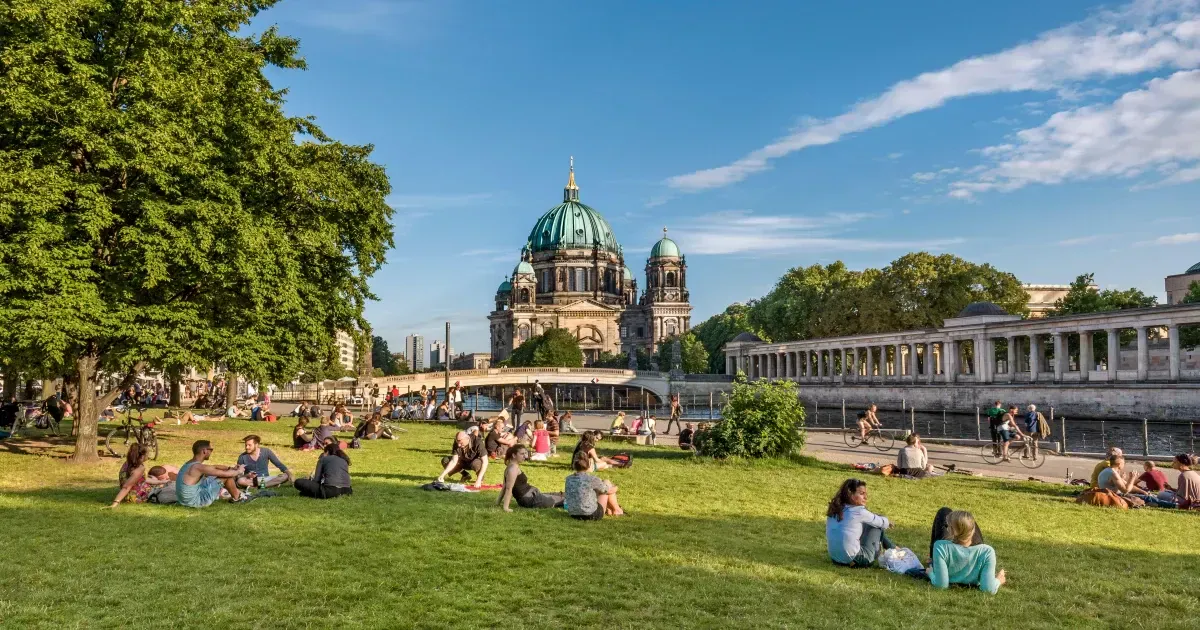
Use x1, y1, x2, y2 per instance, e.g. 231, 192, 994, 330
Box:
825, 478, 1006, 594
496, 444, 625, 519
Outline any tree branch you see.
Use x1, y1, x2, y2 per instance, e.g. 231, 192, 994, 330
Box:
96, 361, 147, 410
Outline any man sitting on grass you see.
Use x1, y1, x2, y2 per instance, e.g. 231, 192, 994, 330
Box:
486, 418, 517, 459
177, 440, 250, 507
236, 434, 293, 489
437, 430, 488, 489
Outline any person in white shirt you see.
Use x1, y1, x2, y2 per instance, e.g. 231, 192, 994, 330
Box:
895, 433, 932, 476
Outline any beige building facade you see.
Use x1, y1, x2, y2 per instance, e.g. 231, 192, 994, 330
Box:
1165, 262, 1200, 305
489, 160, 692, 364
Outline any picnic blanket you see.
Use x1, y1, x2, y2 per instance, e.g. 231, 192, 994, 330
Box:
420, 481, 503, 493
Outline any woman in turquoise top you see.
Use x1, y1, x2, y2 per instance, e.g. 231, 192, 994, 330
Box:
928, 511, 1006, 594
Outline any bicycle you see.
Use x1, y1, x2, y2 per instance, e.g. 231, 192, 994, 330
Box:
10, 405, 61, 438
843, 426, 896, 451
980, 435, 1045, 469
105, 407, 159, 460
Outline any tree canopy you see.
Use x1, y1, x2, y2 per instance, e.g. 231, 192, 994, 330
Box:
690, 303, 760, 374
371, 336, 409, 376
1180, 281, 1200, 349
506, 329, 583, 368
655, 333, 710, 374
0, 0, 393, 460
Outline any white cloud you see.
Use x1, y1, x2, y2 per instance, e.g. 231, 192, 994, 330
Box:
1146, 232, 1200, 244
887, 152, 905, 160
666, 0, 1200, 192
668, 210, 961, 256
1057, 234, 1110, 246
911, 167, 961, 182
949, 69, 1200, 197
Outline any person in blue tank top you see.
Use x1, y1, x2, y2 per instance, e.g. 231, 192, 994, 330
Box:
177, 440, 250, 508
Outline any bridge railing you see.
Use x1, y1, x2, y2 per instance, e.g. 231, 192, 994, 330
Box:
374, 367, 644, 383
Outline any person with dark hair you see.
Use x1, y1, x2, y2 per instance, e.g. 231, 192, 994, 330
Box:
573, 430, 621, 471
564, 452, 623, 520
177, 440, 250, 507
108, 444, 177, 507
486, 417, 517, 459
437, 430, 488, 488
293, 417, 314, 449
498, 444, 564, 511
679, 423, 696, 452
928, 506, 984, 560
236, 435, 293, 489
0, 394, 19, 429
295, 442, 353, 499
1171, 454, 1199, 509
825, 478, 895, 567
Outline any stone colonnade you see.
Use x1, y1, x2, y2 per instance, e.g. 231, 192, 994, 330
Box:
723, 304, 1200, 385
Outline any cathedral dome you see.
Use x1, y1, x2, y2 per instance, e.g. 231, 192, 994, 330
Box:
1188, 261, 1200, 274
957, 302, 1007, 317
513, 260, 535, 276
650, 231, 681, 259
622, 266, 633, 282
527, 158, 621, 255
496, 279, 512, 294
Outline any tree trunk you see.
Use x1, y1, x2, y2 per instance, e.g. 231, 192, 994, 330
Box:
3, 371, 17, 400
71, 356, 147, 463
167, 365, 182, 408
225, 372, 239, 409
71, 355, 102, 463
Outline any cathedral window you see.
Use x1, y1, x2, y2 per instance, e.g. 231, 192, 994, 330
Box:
620, 326, 628, 339
637, 326, 644, 338
519, 288, 530, 303
558, 268, 567, 291
666, 271, 677, 287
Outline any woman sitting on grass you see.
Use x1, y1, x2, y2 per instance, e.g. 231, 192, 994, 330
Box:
573, 431, 622, 471
294, 442, 353, 499
928, 510, 1005, 594
1172, 454, 1199, 509
293, 417, 313, 449
109, 444, 177, 507
564, 452, 623, 520
498, 444, 564, 511
825, 478, 895, 568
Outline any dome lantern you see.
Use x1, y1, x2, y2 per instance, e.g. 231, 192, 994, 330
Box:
563, 155, 579, 203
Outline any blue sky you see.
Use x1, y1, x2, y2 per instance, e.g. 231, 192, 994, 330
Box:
254, 0, 1200, 356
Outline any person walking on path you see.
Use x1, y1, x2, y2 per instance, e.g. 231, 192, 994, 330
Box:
664, 394, 683, 435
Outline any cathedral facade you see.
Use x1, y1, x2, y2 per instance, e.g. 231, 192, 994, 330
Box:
489, 160, 692, 365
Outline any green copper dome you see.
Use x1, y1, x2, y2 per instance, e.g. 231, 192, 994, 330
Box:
622, 266, 633, 282
528, 201, 621, 254
496, 279, 512, 294
513, 260, 535, 276
1188, 261, 1200, 274
650, 234, 681, 258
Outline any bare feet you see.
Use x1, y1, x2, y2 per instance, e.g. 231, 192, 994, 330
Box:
997, 569, 1007, 586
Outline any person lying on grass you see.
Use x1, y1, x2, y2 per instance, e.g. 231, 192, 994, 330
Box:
294, 441, 354, 499
564, 452, 623, 520
437, 430, 489, 488
929, 510, 1005, 594
825, 478, 896, 568
177, 440, 250, 507
108, 444, 177, 507
236, 434, 294, 489
498, 444, 564, 512
573, 431, 623, 471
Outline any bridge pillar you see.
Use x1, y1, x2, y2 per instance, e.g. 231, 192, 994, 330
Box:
726, 354, 735, 376
945, 339, 957, 383
865, 346, 874, 382
892, 344, 902, 380
839, 348, 847, 382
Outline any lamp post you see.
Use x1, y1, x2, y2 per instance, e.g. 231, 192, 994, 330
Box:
444, 322, 450, 394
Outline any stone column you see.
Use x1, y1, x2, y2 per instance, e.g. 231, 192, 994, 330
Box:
1136, 326, 1149, 381
838, 348, 847, 382
1053, 333, 1066, 382
1005, 336, 1016, 380
943, 340, 955, 383
1107, 329, 1120, 381
726, 354, 734, 376
864, 347, 873, 381
1078, 330, 1093, 382
925, 342, 935, 383
1029, 335, 1041, 383
816, 350, 824, 379
909, 343, 919, 381
799, 350, 808, 380
892, 344, 902, 379
1169, 325, 1181, 382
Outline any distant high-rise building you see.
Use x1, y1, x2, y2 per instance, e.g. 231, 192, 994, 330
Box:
405, 334, 425, 372
335, 330, 359, 372
430, 341, 453, 368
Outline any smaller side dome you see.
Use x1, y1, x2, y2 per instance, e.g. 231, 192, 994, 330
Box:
513, 261, 535, 276
1187, 261, 1200, 274
957, 301, 1008, 317
650, 227, 681, 259
731, 332, 762, 342
496, 279, 512, 294
622, 266, 633, 282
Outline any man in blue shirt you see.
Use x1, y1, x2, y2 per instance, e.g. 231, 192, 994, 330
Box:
236, 434, 293, 489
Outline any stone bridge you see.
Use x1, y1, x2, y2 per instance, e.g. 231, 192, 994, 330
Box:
373, 367, 685, 399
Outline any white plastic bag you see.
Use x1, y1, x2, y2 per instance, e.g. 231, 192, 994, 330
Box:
879, 547, 922, 574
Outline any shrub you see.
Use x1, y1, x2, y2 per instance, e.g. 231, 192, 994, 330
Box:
694, 376, 805, 459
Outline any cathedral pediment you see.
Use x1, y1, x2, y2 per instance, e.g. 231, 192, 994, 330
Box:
553, 299, 621, 313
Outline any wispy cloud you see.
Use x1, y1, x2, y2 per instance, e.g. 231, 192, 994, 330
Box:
911, 167, 961, 182
949, 69, 1200, 198
1057, 234, 1110, 246
886, 152, 905, 160
666, 0, 1200, 192
668, 210, 961, 256
1139, 232, 1200, 245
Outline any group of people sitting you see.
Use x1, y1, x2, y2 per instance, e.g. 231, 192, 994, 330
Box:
109, 434, 352, 508
826, 478, 1006, 594
494, 441, 626, 520
1085, 447, 1199, 509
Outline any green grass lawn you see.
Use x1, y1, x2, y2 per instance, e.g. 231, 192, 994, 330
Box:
1, 415, 1197, 629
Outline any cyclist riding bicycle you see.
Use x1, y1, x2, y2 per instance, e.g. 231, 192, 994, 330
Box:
857, 405, 881, 441
995, 405, 1026, 462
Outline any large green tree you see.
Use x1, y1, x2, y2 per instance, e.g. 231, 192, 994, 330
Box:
655, 333, 710, 374
506, 329, 583, 368
0, 1, 393, 461
1048, 273, 1158, 365
690, 303, 760, 373
371, 336, 398, 376
1178, 281, 1200, 349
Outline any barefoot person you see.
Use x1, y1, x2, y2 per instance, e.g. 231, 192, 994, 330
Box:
177, 440, 250, 507
564, 453, 624, 520
108, 444, 176, 507
825, 478, 895, 567
497, 445, 563, 512
929, 510, 1006, 594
